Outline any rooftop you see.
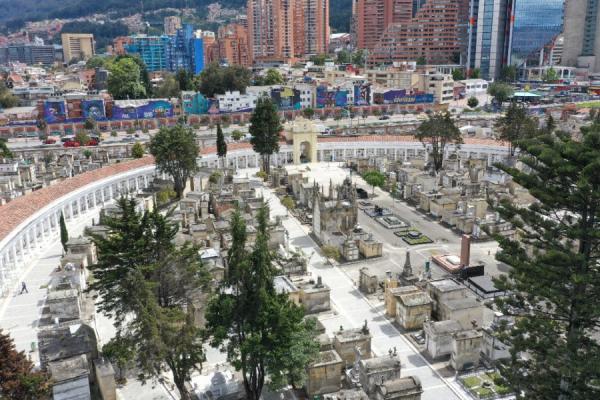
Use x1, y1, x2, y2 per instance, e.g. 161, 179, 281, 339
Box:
398, 291, 432, 307
359, 355, 401, 372
0, 157, 154, 243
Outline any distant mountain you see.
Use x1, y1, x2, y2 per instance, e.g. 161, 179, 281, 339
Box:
0, 0, 351, 36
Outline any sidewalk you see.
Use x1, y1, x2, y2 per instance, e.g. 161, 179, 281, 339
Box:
258, 186, 470, 400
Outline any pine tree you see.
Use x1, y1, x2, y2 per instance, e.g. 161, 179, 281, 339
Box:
206, 205, 318, 400
59, 212, 68, 252
89, 198, 209, 400
492, 127, 600, 399
249, 96, 281, 174
0, 330, 50, 399
216, 123, 227, 169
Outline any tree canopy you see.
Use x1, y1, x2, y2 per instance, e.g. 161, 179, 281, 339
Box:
415, 112, 463, 171
494, 102, 539, 156
249, 96, 282, 174
216, 123, 227, 166
149, 124, 199, 198
0, 82, 19, 108
256, 69, 285, 85
206, 207, 319, 400
131, 142, 145, 158
107, 57, 147, 100
88, 198, 210, 399
0, 330, 50, 399
197, 63, 252, 97
153, 74, 181, 99
362, 170, 386, 194
0, 137, 12, 158
491, 125, 600, 399
488, 82, 514, 105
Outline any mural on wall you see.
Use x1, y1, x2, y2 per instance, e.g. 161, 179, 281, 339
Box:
81, 100, 106, 120
270, 87, 301, 110
353, 84, 371, 106
43, 100, 67, 123
182, 92, 210, 115
316, 85, 350, 108
373, 90, 433, 105
111, 100, 174, 120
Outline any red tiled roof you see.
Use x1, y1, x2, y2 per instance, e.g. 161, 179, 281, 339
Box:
0, 157, 154, 242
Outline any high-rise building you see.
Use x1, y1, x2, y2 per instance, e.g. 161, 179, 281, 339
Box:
164, 16, 182, 35
367, 0, 464, 65
126, 35, 171, 72
125, 25, 205, 73
0, 43, 63, 65
507, 0, 564, 67
61, 33, 95, 62
468, 0, 511, 79
247, 0, 329, 64
217, 24, 251, 67
563, 0, 600, 73
353, 0, 412, 51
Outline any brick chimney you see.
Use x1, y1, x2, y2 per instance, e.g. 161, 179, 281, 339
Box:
460, 234, 471, 267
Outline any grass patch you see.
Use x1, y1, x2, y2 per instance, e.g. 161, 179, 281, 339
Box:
462, 376, 481, 388
474, 387, 493, 398
402, 235, 433, 245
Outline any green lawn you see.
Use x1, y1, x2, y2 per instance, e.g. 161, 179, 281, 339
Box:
459, 372, 513, 399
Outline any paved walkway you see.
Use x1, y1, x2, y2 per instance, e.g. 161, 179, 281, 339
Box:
259, 185, 470, 400
0, 207, 172, 399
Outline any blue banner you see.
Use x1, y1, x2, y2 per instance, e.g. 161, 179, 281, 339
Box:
43, 101, 67, 123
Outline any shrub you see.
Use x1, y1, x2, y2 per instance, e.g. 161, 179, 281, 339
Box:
110, 130, 118, 137
321, 245, 341, 261
256, 170, 268, 181
231, 130, 244, 141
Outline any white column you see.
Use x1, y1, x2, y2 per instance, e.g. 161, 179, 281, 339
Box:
10, 245, 17, 267
69, 203, 74, 220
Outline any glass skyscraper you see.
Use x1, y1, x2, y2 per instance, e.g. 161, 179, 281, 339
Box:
508, 0, 564, 66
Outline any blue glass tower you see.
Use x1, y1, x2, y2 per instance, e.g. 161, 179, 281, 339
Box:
508, 0, 564, 66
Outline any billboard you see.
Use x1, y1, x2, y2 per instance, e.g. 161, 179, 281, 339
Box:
353, 84, 371, 106
112, 100, 174, 120
373, 90, 433, 105
43, 100, 67, 123
81, 100, 106, 120
271, 87, 301, 110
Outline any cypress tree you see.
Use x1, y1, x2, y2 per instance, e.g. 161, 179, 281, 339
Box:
249, 96, 281, 174
216, 123, 227, 168
59, 212, 68, 252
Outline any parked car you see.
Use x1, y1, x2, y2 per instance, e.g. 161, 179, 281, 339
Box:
379, 115, 390, 120
43, 138, 57, 145
63, 141, 80, 147
85, 139, 99, 146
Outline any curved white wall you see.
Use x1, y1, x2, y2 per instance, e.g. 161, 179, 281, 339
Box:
0, 166, 156, 297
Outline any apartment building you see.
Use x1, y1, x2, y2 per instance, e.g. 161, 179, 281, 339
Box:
247, 0, 329, 64
61, 33, 95, 63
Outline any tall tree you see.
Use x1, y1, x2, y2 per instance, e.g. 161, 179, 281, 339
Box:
59, 212, 68, 252
89, 199, 209, 400
0, 137, 12, 158
176, 69, 193, 91
415, 112, 463, 172
491, 127, 600, 400
488, 82, 514, 106
362, 170, 386, 194
154, 74, 181, 99
131, 141, 145, 158
107, 57, 147, 100
262, 68, 285, 85
249, 96, 281, 174
0, 82, 19, 108
494, 102, 538, 156
149, 124, 199, 198
216, 123, 227, 168
197, 63, 252, 97
0, 330, 50, 399
206, 206, 318, 400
